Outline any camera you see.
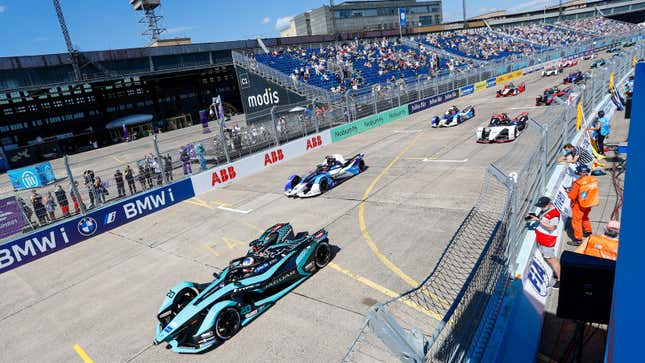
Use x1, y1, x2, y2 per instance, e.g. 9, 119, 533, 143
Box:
524, 212, 538, 221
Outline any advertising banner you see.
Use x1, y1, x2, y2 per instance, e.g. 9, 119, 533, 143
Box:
407, 89, 459, 115
191, 130, 332, 195
460, 84, 475, 97
496, 70, 524, 85
7, 161, 56, 190
331, 106, 409, 142
474, 80, 487, 92
0, 197, 25, 239
523, 248, 553, 307
0, 179, 195, 274
235, 65, 306, 118
486, 78, 497, 88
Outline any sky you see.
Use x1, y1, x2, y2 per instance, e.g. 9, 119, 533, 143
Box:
0, 0, 561, 57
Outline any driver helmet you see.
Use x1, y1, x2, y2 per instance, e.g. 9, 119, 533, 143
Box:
242, 256, 255, 273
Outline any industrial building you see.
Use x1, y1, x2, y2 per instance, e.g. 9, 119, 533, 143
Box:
280, 0, 443, 37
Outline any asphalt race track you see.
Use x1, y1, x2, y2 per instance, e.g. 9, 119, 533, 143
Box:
0, 60, 598, 362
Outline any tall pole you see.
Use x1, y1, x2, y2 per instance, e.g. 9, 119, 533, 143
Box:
53, 0, 81, 81
329, 0, 337, 35
463, 0, 467, 28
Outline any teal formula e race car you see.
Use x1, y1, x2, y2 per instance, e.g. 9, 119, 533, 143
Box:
153, 223, 332, 353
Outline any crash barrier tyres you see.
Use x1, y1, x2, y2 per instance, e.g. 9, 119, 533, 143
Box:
0, 37, 639, 278
483, 70, 630, 362
342, 44, 640, 362
0, 179, 196, 274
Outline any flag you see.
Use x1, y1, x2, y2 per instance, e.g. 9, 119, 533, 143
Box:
399, 8, 406, 27
576, 100, 584, 131
122, 124, 129, 140
609, 72, 614, 91
217, 95, 225, 121
633, 55, 637, 67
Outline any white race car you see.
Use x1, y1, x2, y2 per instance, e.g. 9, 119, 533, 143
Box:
541, 67, 561, 77
431, 105, 476, 128
476, 112, 529, 143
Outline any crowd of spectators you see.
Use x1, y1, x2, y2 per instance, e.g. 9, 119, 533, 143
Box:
422, 28, 539, 60
253, 16, 641, 94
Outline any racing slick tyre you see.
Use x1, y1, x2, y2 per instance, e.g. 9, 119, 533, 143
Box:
314, 241, 332, 269
358, 160, 366, 172
289, 176, 301, 190
214, 307, 241, 340
320, 179, 328, 192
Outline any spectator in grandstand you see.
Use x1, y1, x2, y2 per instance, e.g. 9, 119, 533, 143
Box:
575, 220, 620, 261
44, 192, 57, 222
69, 182, 82, 214
587, 110, 610, 156
556, 143, 595, 190
124, 165, 136, 195
114, 169, 125, 198
54, 184, 70, 217
528, 196, 561, 288
137, 165, 148, 191
164, 155, 173, 182
31, 190, 47, 225
567, 165, 598, 246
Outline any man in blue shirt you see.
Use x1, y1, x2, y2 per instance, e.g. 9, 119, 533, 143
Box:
587, 110, 610, 156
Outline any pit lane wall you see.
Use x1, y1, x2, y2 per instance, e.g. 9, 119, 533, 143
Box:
0, 47, 608, 275
481, 72, 629, 363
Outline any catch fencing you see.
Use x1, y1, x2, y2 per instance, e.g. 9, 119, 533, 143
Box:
342, 42, 642, 363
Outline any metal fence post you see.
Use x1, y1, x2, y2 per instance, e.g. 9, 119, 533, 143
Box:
345, 90, 353, 123
270, 106, 280, 146
397, 88, 401, 107
312, 100, 319, 133
152, 134, 165, 183
373, 90, 378, 114
218, 118, 230, 163
65, 155, 86, 214
529, 119, 548, 194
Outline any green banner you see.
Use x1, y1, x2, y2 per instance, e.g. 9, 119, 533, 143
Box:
330, 106, 409, 142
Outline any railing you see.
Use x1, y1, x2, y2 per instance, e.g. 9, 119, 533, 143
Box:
342, 39, 643, 363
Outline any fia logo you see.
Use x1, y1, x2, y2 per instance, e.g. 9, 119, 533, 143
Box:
77, 217, 98, 237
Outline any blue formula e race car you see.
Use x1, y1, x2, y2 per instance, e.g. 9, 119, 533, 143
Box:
153, 223, 332, 353
284, 154, 366, 197
431, 105, 476, 128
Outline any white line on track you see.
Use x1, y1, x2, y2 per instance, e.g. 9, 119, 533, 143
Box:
509, 106, 544, 110
217, 205, 253, 214
423, 158, 469, 163
394, 129, 423, 133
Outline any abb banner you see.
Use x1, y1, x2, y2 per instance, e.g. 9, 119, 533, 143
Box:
191, 130, 331, 195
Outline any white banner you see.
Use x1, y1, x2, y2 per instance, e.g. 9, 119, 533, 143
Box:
190, 130, 332, 195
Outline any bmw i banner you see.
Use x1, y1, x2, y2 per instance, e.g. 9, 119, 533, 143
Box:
7, 161, 56, 190
399, 8, 407, 27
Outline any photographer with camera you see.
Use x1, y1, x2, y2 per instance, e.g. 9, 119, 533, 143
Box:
528, 196, 562, 288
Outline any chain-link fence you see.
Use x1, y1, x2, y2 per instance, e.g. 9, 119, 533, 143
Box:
342, 41, 641, 363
